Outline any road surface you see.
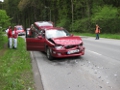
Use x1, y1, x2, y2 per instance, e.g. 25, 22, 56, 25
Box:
30, 36, 120, 90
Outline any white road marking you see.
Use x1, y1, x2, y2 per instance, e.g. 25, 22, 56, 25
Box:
87, 49, 102, 56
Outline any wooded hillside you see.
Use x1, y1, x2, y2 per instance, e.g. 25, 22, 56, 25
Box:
0, 0, 120, 34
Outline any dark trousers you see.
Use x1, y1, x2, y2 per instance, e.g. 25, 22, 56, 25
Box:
96, 33, 99, 39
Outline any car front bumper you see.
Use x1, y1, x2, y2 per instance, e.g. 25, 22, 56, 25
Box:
51, 47, 85, 58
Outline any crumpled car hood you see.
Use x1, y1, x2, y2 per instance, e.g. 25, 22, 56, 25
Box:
52, 36, 82, 46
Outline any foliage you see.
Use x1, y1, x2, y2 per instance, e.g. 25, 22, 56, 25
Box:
91, 5, 120, 33
72, 18, 92, 33
1, 0, 120, 34
92, 5, 118, 21
56, 18, 71, 31
18, 0, 31, 11
0, 10, 11, 31
0, 9, 11, 43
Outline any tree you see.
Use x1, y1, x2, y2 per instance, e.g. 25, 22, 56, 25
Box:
2, 0, 120, 34
0, 9, 11, 42
0, 9, 11, 30
91, 5, 119, 33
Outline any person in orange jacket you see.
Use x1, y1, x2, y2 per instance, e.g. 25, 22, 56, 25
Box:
95, 24, 100, 40
12, 26, 18, 49
7, 26, 13, 48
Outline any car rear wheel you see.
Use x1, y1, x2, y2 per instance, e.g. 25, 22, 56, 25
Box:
46, 47, 53, 60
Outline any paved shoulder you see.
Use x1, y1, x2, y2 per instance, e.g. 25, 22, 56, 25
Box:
30, 51, 44, 90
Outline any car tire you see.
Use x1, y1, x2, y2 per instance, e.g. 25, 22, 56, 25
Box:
46, 47, 53, 60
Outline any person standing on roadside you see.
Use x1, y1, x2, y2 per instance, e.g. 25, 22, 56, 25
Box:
6, 26, 11, 34
7, 26, 13, 48
29, 24, 38, 38
12, 26, 18, 49
6, 26, 11, 48
95, 24, 100, 40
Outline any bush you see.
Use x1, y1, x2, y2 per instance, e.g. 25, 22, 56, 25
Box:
56, 18, 71, 31
0, 10, 11, 30
0, 27, 4, 47
72, 18, 92, 33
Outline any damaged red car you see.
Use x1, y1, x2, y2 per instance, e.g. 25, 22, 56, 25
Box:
26, 27, 85, 60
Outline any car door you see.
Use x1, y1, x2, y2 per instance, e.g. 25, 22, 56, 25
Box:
26, 36, 45, 51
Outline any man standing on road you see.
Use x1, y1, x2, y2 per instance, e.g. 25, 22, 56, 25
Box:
95, 24, 100, 40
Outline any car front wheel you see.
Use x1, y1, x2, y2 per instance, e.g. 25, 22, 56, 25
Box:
46, 47, 53, 60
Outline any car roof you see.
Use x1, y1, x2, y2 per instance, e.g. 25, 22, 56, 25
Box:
45, 27, 64, 30
34, 21, 53, 27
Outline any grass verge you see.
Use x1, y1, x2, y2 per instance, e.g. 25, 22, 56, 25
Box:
0, 36, 35, 90
73, 33, 120, 39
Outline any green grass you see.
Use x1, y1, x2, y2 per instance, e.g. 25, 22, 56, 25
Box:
0, 36, 35, 90
73, 33, 120, 39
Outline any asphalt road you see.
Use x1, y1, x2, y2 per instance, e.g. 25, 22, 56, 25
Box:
29, 36, 120, 90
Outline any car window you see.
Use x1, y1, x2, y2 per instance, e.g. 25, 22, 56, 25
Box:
46, 29, 71, 39
16, 27, 23, 30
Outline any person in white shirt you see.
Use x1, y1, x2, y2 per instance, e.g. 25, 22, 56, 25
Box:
7, 26, 13, 48
6, 26, 11, 34
12, 27, 18, 49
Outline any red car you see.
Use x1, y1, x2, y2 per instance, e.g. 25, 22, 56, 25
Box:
15, 25, 25, 35
26, 27, 85, 60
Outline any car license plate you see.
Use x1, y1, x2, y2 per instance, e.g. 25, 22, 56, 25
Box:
67, 49, 79, 54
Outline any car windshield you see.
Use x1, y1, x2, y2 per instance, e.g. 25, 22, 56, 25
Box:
46, 29, 71, 39
16, 27, 23, 30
